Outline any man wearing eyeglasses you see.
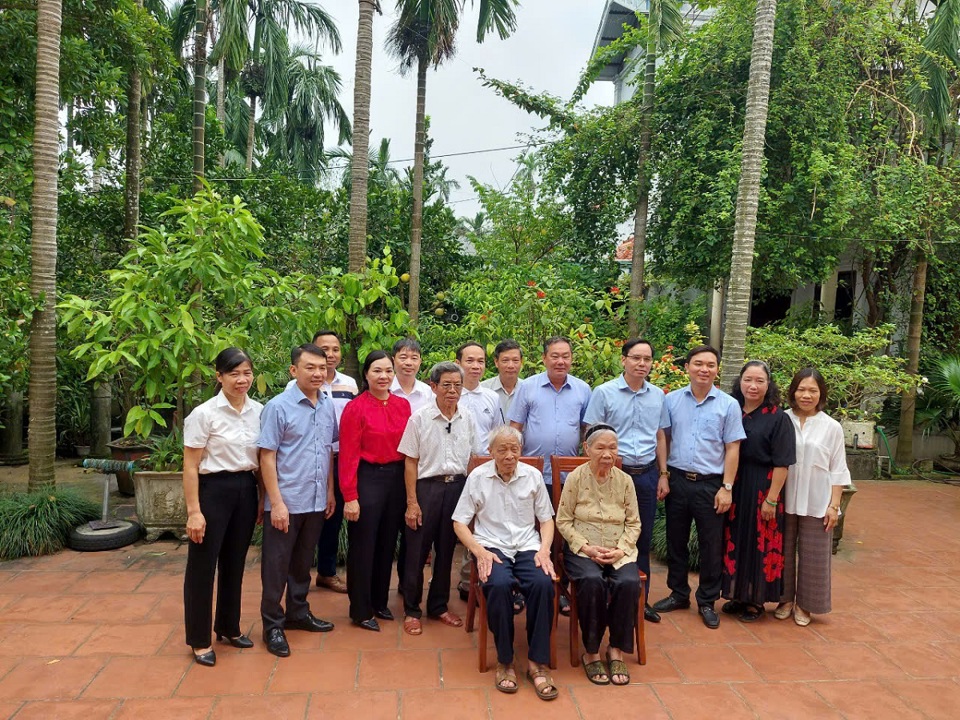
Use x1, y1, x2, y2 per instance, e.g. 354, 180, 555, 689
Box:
397, 361, 477, 636
584, 338, 670, 624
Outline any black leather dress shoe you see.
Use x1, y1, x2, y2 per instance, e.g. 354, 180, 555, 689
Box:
644, 604, 662, 624
217, 633, 254, 649
353, 618, 381, 632
193, 648, 216, 667
652, 596, 691, 613
699, 605, 720, 629
286, 612, 335, 633
264, 628, 290, 657
374, 607, 395, 621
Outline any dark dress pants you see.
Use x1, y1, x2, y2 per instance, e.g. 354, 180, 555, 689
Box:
402, 477, 465, 618
347, 461, 405, 622
261, 510, 325, 633
183, 471, 258, 648
483, 548, 554, 666
664, 469, 723, 607
564, 551, 640, 654
629, 465, 659, 600
316, 460, 343, 577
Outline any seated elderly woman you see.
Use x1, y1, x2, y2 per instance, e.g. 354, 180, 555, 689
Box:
556, 423, 641, 686
452, 426, 559, 701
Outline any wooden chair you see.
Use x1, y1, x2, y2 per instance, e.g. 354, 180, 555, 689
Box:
462, 455, 557, 672
550, 455, 646, 667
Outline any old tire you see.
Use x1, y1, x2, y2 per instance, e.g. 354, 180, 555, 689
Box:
67, 521, 141, 552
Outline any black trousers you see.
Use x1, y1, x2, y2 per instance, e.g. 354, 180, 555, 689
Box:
347, 460, 405, 622
183, 471, 258, 648
664, 468, 724, 607
316, 460, 343, 577
564, 551, 639, 654
628, 465, 659, 599
483, 548, 554, 665
260, 510, 325, 633
402, 477, 465, 618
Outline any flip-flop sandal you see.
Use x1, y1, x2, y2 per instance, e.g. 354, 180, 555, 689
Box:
403, 616, 423, 635
605, 650, 630, 686
527, 665, 559, 700
581, 654, 610, 685
429, 611, 463, 627
721, 600, 745, 615
559, 595, 571, 617
495, 663, 518, 694
512, 590, 525, 615
739, 605, 764, 623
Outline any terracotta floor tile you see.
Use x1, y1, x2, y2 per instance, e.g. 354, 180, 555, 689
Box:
400, 687, 488, 720
72, 593, 161, 622
0, 702, 22, 718
886, 679, 960, 718
644, 616, 695, 646
734, 644, 834, 681
134, 571, 185, 594
113, 697, 214, 720
664, 608, 762, 644
653, 683, 756, 720
439, 647, 492, 688
809, 612, 895, 643
0, 657, 105, 700
70, 570, 149, 595
74, 622, 174, 656
2, 571, 87, 594
734, 682, 843, 720
357, 649, 440, 690
268, 650, 358, 693
570, 683, 670, 719
487, 680, 581, 719
746, 615, 828, 643
812, 680, 926, 720
0, 623, 96, 657
82, 655, 189, 698
870, 641, 957, 678
0, 657, 18, 681
211, 693, 309, 720
12, 698, 120, 719
804, 642, 909, 680
318, 622, 399, 651
0, 595, 18, 613
662, 644, 760, 682
919, 610, 960, 642
0, 594, 89, 623
306, 690, 399, 720
628, 647, 684, 683
398, 620, 476, 650
176, 652, 277, 696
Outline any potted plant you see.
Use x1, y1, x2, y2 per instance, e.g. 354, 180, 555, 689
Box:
132, 430, 187, 542
914, 355, 960, 472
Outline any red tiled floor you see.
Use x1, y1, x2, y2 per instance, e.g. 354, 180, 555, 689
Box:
0, 656, 105, 700
71, 593, 161, 622
804, 642, 908, 680
734, 682, 843, 720
662, 644, 761, 682
12, 698, 121, 719
812, 680, 926, 720
306, 690, 399, 720
267, 649, 358, 693
82, 655, 189, 698
886, 679, 960, 718
734, 643, 834, 681
400, 687, 488, 720
70, 570, 149, 595
357, 649, 440, 690
211, 693, 310, 719
176, 652, 278, 696
570, 683, 670, 719
73, 622, 174, 656
870, 641, 958, 678
653, 683, 756, 720
113, 697, 215, 720
0, 623, 96, 657
0, 594, 88, 623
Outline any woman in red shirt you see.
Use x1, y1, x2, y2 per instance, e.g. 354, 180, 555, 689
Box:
340, 350, 412, 631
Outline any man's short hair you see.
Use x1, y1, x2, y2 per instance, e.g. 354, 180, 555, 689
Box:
684, 344, 720, 365
428, 361, 464, 384
291, 343, 327, 366
312, 329, 341, 343
622, 337, 655, 357
542, 336, 572, 354
393, 337, 422, 355
493, 339, 522, 359
456, 341, 485, 361
488, 425, 523, 450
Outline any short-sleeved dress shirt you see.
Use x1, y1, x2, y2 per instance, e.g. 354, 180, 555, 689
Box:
183, 392, 263, 474
584, 375, 670, 466
390, 377, 434, 415
287, 371, 357, 452
397, 400, 476, 478
459, 384, 503, 454
665, 384, 746, 475
784, 409, 851, 517
480, 375, 524, 419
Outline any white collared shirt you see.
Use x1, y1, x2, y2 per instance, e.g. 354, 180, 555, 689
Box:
452, 459, 554, 559
397, 400, 476, 478
184, 392, 263, 474
390, 376, 434, 415
481, 375, 524, 418
784, 409, 851, 517
459, 384, 503, 453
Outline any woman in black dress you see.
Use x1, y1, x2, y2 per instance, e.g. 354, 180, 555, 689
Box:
720, 361, 796, 622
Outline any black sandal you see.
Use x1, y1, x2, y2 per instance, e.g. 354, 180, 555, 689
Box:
512, 590, 525, 615
738, 605, 764, 623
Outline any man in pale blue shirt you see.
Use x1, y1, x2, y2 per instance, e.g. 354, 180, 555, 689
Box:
508, 336, 591, 484
651, 345, 745, 630
584, 337, 670, 624
258, 344, 339, 657
480, 339, 525, 420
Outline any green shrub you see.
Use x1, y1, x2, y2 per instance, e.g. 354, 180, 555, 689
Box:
0, 489, 100, 560
651, 501, 700, 571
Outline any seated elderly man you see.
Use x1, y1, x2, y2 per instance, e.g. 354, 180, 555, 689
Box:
452, 426, 559, 701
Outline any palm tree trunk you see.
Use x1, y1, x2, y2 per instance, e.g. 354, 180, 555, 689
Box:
628, 39, 657, 337
123, 12, 142, 242
719, 0, 778, 390
347, 0, 376, 275
895, 247, 929, 466
245, 94, 257, 171
192, 0, 208, 195
408, 55, 427, 326
27, 0, 63, 490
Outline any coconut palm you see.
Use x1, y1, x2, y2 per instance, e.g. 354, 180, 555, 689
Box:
192, 0, 208, 193
386, 0, 518, 324
28, 0, 63, 489
718, 0, 778, 390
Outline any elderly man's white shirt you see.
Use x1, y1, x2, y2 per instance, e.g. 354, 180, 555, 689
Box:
459, 385, 503, 454
397, 400, 475, 477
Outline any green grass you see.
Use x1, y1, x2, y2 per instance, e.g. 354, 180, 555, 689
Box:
0, 488, 101, 560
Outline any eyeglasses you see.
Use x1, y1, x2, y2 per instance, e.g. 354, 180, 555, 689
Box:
625, 355, 653, 362
438, 382, 462, 391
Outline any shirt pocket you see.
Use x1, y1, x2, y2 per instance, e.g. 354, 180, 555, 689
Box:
806, 441, 835, 472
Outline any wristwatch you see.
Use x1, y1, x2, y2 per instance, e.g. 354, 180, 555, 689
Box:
723, 483, 733, 491
829, 504, 842, 516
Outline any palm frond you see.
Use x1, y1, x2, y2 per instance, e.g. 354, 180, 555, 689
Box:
210, 0, 251, 71
474, 0, 518, 42
913, 0, 960, 131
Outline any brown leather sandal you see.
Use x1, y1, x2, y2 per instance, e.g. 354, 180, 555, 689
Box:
495, 663, 518, 694
403, 616, 423, 635
526, 665, 559, 700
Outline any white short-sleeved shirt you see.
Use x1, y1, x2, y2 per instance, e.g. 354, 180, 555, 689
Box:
784, 409, 851, 517
452, 459, 554, 559
184, 392, 263, 474
390, 377, 434, 415
459, 384, 503, 454
397, 400, 475, 478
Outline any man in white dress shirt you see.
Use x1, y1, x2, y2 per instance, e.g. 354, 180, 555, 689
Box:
480, 339, 524, 419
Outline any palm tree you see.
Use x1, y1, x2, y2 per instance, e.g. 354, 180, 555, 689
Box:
387, 0, 518, 324
192, 0, 208, 194
627, 0, 684, 336
718, 0, 778, 390
28, 0, 63, 490
123, 0, 144, 241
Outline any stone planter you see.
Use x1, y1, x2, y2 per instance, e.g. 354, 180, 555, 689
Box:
133, 470, 186, 542
832, 484, 858, 554
841, 419, 876, 449
107, 440, 152, 496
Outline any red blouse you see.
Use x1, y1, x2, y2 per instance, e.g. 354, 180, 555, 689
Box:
338, 391, 412, 501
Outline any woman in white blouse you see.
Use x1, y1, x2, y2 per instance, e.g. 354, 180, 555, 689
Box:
182, 348, 263, 666
777, 368, 851, 627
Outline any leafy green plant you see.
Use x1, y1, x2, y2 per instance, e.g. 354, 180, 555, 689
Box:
651, 501, 699, 571
913, 355, 960, 459
138, 429, 184, 472
0, 489, 100, 560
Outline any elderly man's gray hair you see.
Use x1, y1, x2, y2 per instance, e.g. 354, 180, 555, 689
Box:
428, 361, 464, 384
488, 425, 523, 450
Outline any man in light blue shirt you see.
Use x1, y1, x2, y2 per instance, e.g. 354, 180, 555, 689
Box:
651, 345, 745, 630
509, 336, 591, 483
258, 344, 339, 657
584, 337, 670, 624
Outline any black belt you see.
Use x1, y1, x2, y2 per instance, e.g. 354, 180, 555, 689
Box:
420, 473, 466, 484
622, 460, 657, 475
668, 466, 722, 482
